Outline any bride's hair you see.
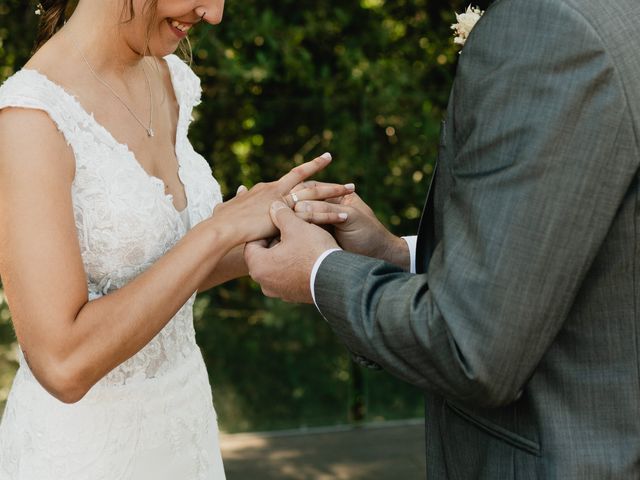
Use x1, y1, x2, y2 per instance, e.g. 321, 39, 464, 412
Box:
34, 0, 72, 51
33, 0, 190, 60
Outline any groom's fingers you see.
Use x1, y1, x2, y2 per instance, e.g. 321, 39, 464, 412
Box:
268, 237, 281, 248
269, 200, 310, 238
278, 153, 332, 192
243, 238, 269, 271
295, 210, 348, 225
295, 200, 350, 215
244, 237, 269, 251
294, 200, 354, 225
300, 191, 359, 206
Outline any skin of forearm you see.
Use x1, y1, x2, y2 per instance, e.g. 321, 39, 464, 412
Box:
45, 219, 239, 403
378, 234, 411, 271
196, 244, 248, 292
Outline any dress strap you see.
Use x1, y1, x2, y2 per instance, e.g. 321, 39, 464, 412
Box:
163, 55, 202, 145
0, 69, 90, 151
163, 54, 202, 111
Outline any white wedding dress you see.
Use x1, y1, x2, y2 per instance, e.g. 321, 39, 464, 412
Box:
0, 55, 226, 479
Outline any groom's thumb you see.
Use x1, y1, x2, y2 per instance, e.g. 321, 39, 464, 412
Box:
270, 200, 299, 233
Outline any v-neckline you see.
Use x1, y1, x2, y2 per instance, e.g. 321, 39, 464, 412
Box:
21, 56, 189, 217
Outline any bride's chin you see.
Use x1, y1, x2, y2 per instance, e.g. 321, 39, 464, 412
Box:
142, 40, 178, 58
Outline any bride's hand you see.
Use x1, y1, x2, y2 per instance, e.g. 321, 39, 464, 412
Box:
211, 153, 351, 243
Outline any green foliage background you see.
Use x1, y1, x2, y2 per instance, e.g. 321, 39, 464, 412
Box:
0, 0, 490, 432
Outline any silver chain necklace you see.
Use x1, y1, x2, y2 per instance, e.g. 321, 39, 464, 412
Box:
79, 51, 155, 138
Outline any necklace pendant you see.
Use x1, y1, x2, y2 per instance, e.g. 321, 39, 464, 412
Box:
147, 128, 154, 138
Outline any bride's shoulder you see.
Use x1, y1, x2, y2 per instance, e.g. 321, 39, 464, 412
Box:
0, 51, 77, 170
0, 69, 59, 130
0, 63, 73, 149
0, 97, 75, 186
0, 43, 85, 140
1, 48, 70, 106
0, 66, 78, 142
0, 68, 46, 98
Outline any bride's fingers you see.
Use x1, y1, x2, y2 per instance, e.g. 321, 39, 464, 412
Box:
278, 153, 332, 192
291, 180, 353, 197
236, 185, 248, 196
290, 180, 318, 193
285, 183, 355, 208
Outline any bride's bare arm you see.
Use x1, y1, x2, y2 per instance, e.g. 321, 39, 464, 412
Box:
0, 108, 344, 404
194, 245, 247, 292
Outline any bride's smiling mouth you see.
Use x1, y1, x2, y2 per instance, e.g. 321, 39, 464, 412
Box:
167, 19, 193, 38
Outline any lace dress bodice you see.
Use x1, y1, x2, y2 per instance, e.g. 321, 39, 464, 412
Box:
0, 56, 226, 480
0, 54, 222, 388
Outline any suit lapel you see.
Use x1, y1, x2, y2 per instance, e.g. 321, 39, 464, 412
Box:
416, 113, 449, 274
416, 161, 438, 274
416, 80, 457, 274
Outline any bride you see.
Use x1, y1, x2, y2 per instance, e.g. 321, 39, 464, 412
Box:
0, 0, 351, 478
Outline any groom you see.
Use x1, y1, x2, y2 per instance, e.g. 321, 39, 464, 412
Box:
244, 0, 640, 477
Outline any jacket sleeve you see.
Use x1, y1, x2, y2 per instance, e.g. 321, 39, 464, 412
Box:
314, 0, 639, 408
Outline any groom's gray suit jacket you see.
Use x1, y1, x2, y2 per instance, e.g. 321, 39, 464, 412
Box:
315, 0, 640, 478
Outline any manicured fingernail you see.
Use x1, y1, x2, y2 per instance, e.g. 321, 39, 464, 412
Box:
339, 213, 348, 220
271, 201, 287, 211
344, 183, 355, 191
320, 152, 332, 161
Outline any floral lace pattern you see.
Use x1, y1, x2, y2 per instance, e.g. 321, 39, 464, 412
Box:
0, 55, 226, 479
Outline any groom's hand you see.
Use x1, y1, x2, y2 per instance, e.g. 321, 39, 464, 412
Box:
295, 192, 410, 270
244, 201, 339, 303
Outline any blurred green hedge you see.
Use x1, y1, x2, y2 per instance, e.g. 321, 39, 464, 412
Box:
0, 0, 488, 432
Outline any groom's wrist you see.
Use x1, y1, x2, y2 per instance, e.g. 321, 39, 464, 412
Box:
377, 234, 411, 271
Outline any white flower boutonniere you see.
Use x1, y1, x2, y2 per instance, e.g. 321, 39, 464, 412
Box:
451, 5, 484, 50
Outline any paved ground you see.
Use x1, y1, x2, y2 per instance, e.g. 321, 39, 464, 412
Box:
220, 419, 426, 480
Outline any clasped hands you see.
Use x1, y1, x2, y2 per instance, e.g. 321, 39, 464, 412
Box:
215, 152, 407, 304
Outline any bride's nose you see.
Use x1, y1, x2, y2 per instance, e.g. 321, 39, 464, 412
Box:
195, 0, 225, 25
